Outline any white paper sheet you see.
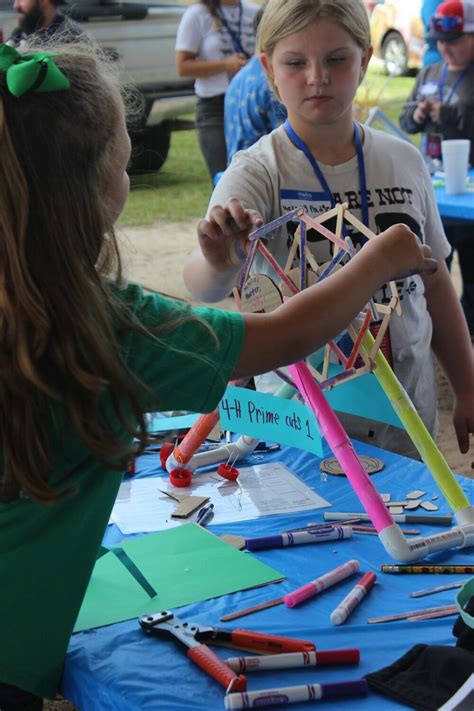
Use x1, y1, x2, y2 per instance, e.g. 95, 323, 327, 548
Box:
110, 462, 331, 534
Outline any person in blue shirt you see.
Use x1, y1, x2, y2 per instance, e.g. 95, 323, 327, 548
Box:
224, 8, 286, 164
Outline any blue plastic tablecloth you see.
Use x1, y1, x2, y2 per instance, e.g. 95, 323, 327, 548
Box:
433, 168, 474, 221
61, 441, 474, 710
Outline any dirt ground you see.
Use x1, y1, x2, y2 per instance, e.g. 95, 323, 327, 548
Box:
46, 219, 473, 711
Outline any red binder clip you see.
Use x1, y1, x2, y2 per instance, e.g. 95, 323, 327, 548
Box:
169, 468, 192, 488
217, 463, 239, 481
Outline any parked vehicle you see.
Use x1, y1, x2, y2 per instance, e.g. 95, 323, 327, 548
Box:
0, 0, 196, 173
370, 0, 424, 76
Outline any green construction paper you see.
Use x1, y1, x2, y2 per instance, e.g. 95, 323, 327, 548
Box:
74, 524, 283, 632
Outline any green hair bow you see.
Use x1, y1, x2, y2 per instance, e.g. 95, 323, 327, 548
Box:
0, 43, 70, 98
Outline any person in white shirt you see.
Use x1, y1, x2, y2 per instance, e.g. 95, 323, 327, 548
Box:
184, 0, 474, 459
175, 0, 260, 181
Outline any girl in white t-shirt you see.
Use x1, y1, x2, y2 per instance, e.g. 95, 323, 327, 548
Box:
175, 0, 260, 180
184, 0, 474, 459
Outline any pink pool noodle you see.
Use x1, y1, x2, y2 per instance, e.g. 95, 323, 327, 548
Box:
288, 361, 393, 532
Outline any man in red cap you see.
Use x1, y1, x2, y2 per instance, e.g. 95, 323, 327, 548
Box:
400, 0, 474, 337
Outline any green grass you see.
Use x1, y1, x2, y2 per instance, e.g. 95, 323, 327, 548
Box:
119, 64, 420, 227
121, 123, 211, 226
357, 63, 418, 126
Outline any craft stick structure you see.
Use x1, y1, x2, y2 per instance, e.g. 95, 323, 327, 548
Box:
237, 204, 474, 562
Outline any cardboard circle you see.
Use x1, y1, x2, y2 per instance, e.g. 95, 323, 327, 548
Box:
240, 274, 283, 314
320, 455, 384, 477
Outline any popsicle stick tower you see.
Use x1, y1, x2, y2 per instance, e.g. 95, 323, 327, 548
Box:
237, 204, 474, 562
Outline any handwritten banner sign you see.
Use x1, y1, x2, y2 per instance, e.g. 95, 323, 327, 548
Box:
219, 386, 324, 457
219, 367, 402, 457
147, 364, 401, 457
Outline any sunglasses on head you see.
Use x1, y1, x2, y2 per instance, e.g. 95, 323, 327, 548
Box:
432, 15, 464, 32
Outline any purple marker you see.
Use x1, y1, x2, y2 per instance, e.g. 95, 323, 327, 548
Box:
245, 526, 352, 551
224, 680, 368, 709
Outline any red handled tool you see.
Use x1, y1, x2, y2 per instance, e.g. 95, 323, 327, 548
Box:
139, 611, 316, 691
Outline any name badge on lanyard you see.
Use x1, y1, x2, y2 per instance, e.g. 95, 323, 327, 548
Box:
426, 133, 442, 159
280, 189, 333, 218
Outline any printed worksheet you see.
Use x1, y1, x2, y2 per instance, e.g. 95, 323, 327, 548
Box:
110, 462, 331, 534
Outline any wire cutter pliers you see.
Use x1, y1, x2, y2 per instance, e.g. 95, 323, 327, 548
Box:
139, 610, 315, 693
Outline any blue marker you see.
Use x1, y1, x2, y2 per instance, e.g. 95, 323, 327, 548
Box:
245, 526, 352, 551
196, 503, 214, 527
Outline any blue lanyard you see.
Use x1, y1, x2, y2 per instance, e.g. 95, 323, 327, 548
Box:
284, 119, 369, 228
438, 63, 473, 103
216, 3, 250, 59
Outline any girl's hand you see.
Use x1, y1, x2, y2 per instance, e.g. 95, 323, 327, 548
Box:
429, 100, 442, 123
413, 99, 431, 124
197, 198, 263, 271
224, 53, 248, 77
364, 224, 438, 283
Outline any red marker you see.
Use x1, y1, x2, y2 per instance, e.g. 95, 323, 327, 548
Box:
225, 648, 359, 673
330, 572, 377, 625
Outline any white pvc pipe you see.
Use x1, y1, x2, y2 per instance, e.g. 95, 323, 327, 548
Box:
185, 434, 259, 472
378, 523, 474, 562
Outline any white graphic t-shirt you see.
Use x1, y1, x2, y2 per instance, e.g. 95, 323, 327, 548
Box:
211, 125, 451, 445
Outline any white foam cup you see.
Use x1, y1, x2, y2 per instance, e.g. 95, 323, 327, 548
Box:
441, 139, 470, 195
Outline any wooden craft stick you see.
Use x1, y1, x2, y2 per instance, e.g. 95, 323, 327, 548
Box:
368, 603, 458, 624
346, 322, 371, 369
299, 221, 307, 292
335, 203, 345, 242
257, 242, 298, 295
407, 606, 458, 622
300, 214, 349, 252
352, 525, 420, 535
283, 227, 300, 274
368, 306, 395, 360
220, 596, 285, 622
232, 286, 241, 309
304, 249, 321, 275
249, 207, 304, 241
342, 209, 376, 242
372, 303, 395, 315
410, 580, 467, 598
320, 365, 371, 391
238, 237, 259, 290
308, 203, 341, 226
346, 309, 372, 369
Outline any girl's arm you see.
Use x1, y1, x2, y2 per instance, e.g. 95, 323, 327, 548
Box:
423, 262, 474, 453
232, 224, 438, 377
176, 51, 247, 79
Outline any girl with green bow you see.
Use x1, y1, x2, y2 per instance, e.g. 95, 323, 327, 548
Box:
0, 40, 436, 709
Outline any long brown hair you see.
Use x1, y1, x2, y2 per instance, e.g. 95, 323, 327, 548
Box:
201, 0, 223, 23
0, 41, 209, 504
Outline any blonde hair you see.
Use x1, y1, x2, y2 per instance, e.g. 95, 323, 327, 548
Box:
257, 0, 371, 59
0, 41, 210, 503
